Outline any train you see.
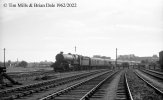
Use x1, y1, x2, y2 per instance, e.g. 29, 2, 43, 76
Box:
51, 52, 142, 72
51, 52, 114, 72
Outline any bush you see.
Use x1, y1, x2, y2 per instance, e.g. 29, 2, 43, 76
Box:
17, 61, 28, 67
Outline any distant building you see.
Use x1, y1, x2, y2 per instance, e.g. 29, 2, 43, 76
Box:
118, 54, 159, 63
93, 55, 101, 58
118, 54, 136, 61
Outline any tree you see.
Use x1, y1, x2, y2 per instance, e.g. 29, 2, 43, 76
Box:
6, 60, 12, 67
17, 61, 28, 67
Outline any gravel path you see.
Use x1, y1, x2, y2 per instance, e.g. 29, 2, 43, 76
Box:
103, 70, 124, 100
89, 70, 124, 100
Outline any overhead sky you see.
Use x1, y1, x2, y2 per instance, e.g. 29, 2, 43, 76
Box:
0, 0, 163, 62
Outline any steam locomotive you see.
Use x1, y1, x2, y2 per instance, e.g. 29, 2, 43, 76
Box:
51, 52, 113, 72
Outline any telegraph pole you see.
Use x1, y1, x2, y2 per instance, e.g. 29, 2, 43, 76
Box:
75, 46, 76, 53
4, 48, 6, 67
116, 48, 117, 69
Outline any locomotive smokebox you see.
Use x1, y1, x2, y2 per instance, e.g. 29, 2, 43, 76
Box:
56, 54, 64, 61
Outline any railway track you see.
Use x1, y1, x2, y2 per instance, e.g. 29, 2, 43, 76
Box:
134, 70, 163, 96
139, 69, 163, 81
39, 70, 118, 100
145, 69, 163, 75
0, 70, 109, 100
126, 69, 163, 100
115, 71, 133, 100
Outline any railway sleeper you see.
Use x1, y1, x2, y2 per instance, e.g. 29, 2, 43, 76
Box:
135, 71, 163, 95
0, 70, 103, 96
115, 74, 128, 100
80, 71, 118, 100
39, 71, 112, 100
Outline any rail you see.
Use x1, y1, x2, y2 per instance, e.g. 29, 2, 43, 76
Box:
134, 71, 163, 94
125, 73, 134, 100
79, 71, 118, 100
0, 70, 108, 100
39, 70, 114, 100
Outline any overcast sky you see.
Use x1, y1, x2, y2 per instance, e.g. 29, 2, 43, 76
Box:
0, 0, 163, 62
